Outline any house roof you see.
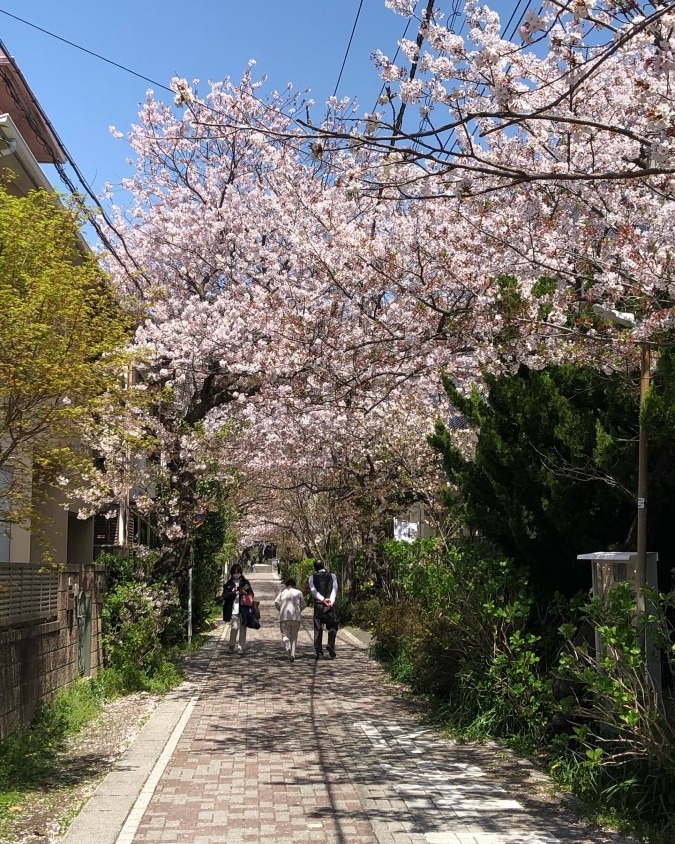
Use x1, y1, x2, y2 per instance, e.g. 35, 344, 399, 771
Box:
0, 44, 67, 164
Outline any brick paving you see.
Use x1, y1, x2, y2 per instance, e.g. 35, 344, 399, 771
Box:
108, 571, 637, 844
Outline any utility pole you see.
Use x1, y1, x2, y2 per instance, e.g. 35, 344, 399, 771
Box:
592, 305, 650, 610
636, 343, 650, 614
187, 564, 193, 645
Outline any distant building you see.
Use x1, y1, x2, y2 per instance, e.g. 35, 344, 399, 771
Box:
393, 502, 436, 543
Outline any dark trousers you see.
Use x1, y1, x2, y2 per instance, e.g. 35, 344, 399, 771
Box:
313, 605, 338, 653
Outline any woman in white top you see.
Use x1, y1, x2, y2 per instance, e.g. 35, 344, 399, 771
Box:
274, 578, 306, 661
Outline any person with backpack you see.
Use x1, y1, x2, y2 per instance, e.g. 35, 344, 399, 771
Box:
308, 561, 338, 659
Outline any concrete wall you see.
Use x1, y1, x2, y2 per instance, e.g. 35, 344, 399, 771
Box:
0, 562, 105, 741
30, 490, 71, 565
1, 476, 99, 739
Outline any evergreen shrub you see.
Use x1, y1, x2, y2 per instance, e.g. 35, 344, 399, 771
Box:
374, 538, 553, 736
98, 551, 181, 692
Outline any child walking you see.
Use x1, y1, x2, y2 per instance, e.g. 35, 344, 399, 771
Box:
274, 578, 306, 661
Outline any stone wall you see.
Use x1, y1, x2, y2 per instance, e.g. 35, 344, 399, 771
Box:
0, 562, 105, 741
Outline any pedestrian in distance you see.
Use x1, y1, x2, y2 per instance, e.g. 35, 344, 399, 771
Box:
308, 560, 338, 659
222, 563, 255, 655
274, 578, 306, 661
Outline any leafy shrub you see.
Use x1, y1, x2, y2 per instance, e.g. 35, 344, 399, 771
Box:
281, 558, 316, 597
553, 582, 675, 836
188, 507, 235, 636
103, 581, 171, 664
344, 596, 384, 630
373, 537, 675, 841
99, 551, 181, 692
373, 539, 554, 738
388, 647, 416, 685
372, 601, 422, 659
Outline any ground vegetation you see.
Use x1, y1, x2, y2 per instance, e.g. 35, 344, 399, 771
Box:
361, 538, 675, 843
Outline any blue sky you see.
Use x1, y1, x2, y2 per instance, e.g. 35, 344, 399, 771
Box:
0, 1, 419, 199
0, 0, 523, 215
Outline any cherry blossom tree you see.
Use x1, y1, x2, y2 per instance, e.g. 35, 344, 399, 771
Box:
95, 70, 469, 565
91, 0, 675, 569
229, 0, 672, 372
229, 385, 450, 570
312, 0, 675, 187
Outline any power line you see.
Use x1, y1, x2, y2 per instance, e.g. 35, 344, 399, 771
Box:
333, 0, 365, 98
503, 0, 530, 38
0, 5, 322, 155
0, 9, 178, 276
371, 13, 414, 114
0, 37, 149, 280
395, 0, 536, 166
0, 7, 172, 93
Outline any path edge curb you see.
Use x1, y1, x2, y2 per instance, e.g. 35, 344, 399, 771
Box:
60, 626, 224, 844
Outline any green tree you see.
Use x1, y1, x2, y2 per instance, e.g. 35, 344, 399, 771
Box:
429, 365, 638, 597
0, 187, 130, 523
188, 500, 238, 632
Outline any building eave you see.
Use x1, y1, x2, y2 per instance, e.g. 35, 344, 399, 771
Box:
0, 44, 67, 164
0, 114, 91, 255
0, 112, 53, 192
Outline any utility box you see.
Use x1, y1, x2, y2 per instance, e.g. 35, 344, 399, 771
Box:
577, 551, 658, 600
577, 551, 660, 692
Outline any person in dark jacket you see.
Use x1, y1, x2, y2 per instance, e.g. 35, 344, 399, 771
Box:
222, 563, 254, 655
308, 561, 338, 659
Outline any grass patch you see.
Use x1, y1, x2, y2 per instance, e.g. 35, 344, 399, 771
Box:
95, 659, 183, 699
0, 680, 103, 834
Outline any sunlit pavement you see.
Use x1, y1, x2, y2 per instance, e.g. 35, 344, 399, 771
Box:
62, 569, 638, 844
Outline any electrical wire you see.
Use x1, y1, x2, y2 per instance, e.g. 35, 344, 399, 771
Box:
0, 37, 147, 280
0, 7, 173, 93
399, 0, 536, 168
0, 1, 537, 205
371, 13, 415, 115
333, 0, 366, 98
0, 5, 314, 158
503, 0, 530, 38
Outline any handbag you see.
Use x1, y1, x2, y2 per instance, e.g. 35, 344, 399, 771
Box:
321, 607, 338, 630
253, 600, 261, 620
242, 604, 261, 629
240, 591, 254, 607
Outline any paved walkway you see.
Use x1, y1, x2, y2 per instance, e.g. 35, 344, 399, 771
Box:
62, 571, 637, 844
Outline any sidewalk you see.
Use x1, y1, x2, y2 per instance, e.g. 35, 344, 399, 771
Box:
62, 571, 637, 844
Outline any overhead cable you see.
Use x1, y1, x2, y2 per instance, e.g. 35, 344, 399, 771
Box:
333, 0, 366, 98
0, 7, 173, 93
0, 39, 147, 282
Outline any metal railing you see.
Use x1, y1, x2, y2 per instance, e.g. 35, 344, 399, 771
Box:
0, 563, 59, 627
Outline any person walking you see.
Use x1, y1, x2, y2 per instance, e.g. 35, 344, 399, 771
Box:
274, 578, 306, 661
308, 561, 338, 659
222, 563, 254, 655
